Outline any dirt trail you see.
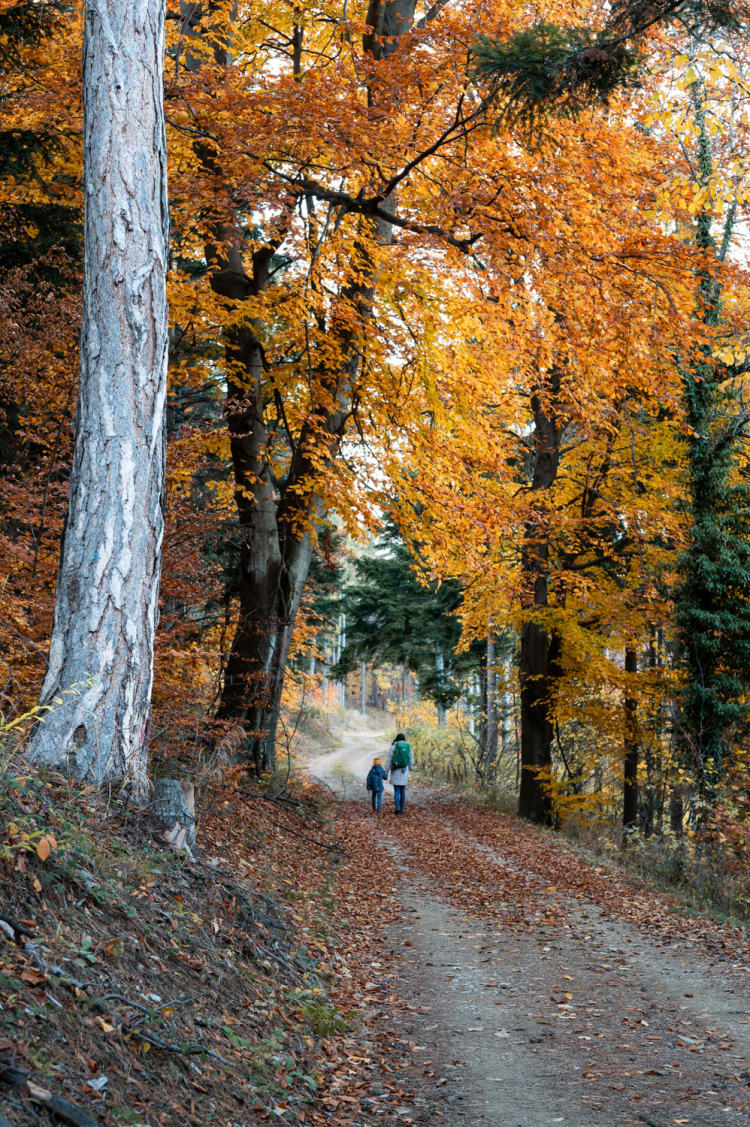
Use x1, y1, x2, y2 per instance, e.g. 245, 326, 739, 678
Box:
308, 727, 386, 797
312, 728, 750, 1126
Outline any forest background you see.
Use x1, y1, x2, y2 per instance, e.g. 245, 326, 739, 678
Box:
3, 0, 750, 904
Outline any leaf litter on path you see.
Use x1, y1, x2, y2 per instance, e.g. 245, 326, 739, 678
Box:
328, 791, 750, 1126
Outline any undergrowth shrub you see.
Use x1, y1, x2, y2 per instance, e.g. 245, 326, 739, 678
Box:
293, 700, 342, 742
404, 724, 478, 786
570, 818, 750, 923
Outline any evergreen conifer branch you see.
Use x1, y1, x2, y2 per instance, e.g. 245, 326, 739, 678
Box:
471, 2, 747, 130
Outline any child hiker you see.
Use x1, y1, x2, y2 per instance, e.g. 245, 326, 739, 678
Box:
366, 758, 388, 812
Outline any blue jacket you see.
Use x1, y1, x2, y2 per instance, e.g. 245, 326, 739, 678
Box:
366, 764, 388, 792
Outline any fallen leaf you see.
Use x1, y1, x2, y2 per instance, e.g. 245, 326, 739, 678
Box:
20, 968, 45, 985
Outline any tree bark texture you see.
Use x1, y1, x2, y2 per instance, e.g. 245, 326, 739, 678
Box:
623, 646, 639, 830
518, 374, 561, 825
28, 0, 168, 795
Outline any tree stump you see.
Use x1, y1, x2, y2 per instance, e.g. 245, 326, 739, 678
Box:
153, 778, 196, 852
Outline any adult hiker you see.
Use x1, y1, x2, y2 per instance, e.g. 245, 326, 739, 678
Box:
386, 732, 415, 815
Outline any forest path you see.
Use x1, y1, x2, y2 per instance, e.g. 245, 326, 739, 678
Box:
309, 726, 750, 1126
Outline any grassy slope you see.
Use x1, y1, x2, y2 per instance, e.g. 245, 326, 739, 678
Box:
0, 757, 385, 1126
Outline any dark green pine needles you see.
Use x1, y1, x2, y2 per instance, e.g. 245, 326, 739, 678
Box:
471, 2, 747, 131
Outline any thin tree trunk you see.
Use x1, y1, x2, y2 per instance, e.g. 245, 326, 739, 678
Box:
518, 374, 562, 825
478, 652, 488, 774
467, 671, 477, 736
641, 628, 656, 835
28, 0, 168, 794
623, 646, 638, 831
670, 785, 685, 836
361, 659, 367, 716
484, 628, 498, 782
435, 641, 446, 727
501, 651, 513, 758
339, 614, 347, 707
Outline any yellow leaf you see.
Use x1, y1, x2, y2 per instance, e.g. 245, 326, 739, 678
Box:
35, 838, 50, 862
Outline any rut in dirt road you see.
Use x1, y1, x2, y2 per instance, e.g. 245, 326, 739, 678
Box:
343, 789, 750, 1127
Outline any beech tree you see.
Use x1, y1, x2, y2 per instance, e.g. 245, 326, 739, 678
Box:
176, 0, 493, 769
28, 0, 169, 793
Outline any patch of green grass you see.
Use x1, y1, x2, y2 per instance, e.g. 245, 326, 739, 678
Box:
329, 763, 352, 778
111, 1107, 143, 1124
297, 998, 347, 1037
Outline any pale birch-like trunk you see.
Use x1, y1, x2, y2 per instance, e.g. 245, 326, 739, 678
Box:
501, 653, 513, 757
435, 641, 446, 727
28, 0, 169, 795
483, 628, 498, 781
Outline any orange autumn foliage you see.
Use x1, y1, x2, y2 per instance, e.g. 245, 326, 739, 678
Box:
1, 0, 749, 808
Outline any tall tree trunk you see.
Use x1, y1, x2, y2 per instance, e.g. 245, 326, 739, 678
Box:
623, 646, 639, 831
435, 641, 446, 727
501, 651, 513, 759
467, 671, 478, 736
478, 651, 488, 772
216, 458, 314, 774
670, 785, 685, 836
338, 614, 347, 708
641, 627, 662, 837
28, 0, 168, 794
484, 628, 498, 782
518, 375, 561, 825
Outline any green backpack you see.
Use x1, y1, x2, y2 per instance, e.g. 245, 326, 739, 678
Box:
391, 740, 411, 770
